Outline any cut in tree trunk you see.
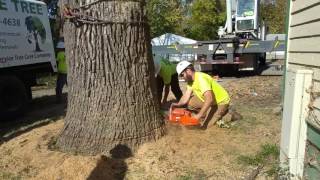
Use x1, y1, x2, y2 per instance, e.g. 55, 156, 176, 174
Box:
57, 0, 165, 156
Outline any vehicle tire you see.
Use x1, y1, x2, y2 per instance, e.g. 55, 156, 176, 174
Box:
26, 85, 32, 101
259, 53, 266, 66
252, 56, 259, 75
0, 76, 28, 120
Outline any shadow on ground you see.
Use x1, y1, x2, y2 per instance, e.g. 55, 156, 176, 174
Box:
87, 145, 131, 180
0, 93, 67, 143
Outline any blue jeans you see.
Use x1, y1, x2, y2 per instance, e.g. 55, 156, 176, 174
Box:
55, 73, 67, 102
156, 73, 182, 103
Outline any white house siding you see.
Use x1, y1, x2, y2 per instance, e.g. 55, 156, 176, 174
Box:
287, 0, 320, 129
291, 0, 320, 12
280, 0, 320, 179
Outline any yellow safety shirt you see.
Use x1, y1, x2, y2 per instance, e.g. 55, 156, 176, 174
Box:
159, 58, 176, 85
187, 72, 230, 105
57, 51, 67, 74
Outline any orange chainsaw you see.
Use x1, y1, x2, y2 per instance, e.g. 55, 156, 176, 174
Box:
168, 107, 200, 126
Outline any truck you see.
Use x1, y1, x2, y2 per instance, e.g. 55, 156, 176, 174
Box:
152, 0, 286, 74
0, 0, 57, 119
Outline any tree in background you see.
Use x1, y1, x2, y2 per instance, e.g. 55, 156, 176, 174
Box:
261, 0, 287, 33
45, 0, 226, 41
47, 0, 62, 45
147, 0, 184, 38
41, 0, 61, 46
184, 0, 225, 41
25, 16, 46, 52
56, 0, 165, 155
44, 0, 288, 42
165, 0, 226, 41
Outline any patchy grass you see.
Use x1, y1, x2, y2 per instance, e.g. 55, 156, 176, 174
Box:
177, 174, 193, 180
158, 154, 168, 161
0, 171, 22, 180
238, 144, 279, 166
0, 76, 282, 179
177, 168, 207, 180
265, 164, 280, 176
231, 112, 262, 133
237, 144, 280, 176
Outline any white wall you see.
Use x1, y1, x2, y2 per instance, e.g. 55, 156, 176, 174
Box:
286, 0, 320, 126
281, 0, 320, 178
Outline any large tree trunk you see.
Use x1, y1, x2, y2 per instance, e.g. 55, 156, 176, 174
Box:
57, 0, 165, 155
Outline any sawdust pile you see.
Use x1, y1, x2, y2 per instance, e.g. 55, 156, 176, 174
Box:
0, 76, 282, 179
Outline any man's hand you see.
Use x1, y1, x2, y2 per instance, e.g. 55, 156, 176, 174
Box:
160, 101, 168, 110
170, 102, 179, 108
170, 88, 192, 110
195, 90, 215, 121
163, 85, 170, 103
161, 99, 167, 106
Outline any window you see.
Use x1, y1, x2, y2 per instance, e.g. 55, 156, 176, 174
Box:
237, 0, 255, 17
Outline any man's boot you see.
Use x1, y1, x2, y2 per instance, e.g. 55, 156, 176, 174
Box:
230, 111, 242, 122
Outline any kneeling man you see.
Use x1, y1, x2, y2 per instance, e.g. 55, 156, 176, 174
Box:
171, 61, 230, 129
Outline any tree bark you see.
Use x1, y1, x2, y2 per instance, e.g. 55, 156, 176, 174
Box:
57, 0, 165, 155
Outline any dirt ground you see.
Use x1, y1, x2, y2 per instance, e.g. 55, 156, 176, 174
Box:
0, 75, 283, 180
